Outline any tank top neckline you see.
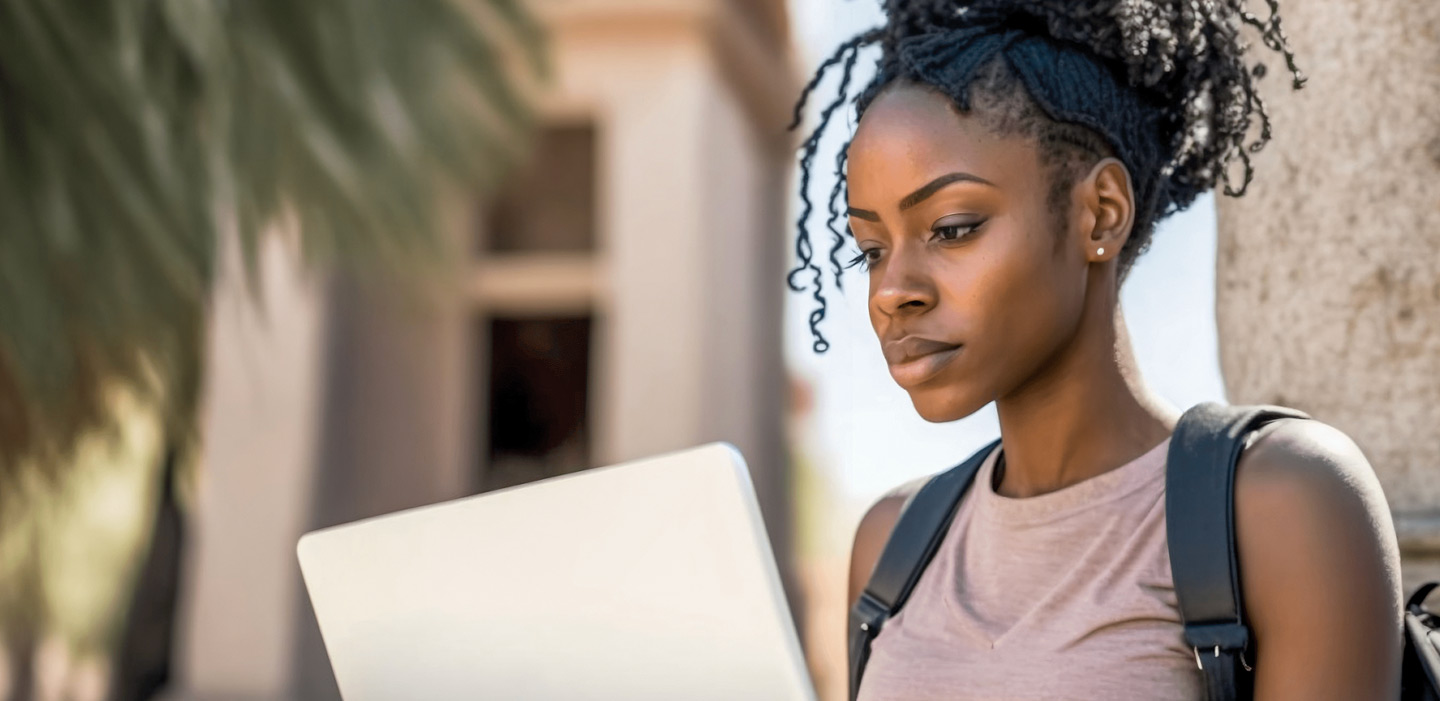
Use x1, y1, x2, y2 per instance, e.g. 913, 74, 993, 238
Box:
858, 429, 1201, 701
976, 436, 1172, 526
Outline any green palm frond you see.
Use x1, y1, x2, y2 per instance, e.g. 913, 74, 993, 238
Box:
0, 0, 543, 475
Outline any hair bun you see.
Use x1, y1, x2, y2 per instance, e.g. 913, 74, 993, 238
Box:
886, 0, 1305, 198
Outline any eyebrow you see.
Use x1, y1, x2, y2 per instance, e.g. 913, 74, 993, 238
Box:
847, 171, 996, 221
900, 172, 995, 209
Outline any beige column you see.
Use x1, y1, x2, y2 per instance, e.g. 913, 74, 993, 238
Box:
590, 37, 713, 464
1214, 0, 1440, 588
542, 0, 796, 582
171, 237, 329, 701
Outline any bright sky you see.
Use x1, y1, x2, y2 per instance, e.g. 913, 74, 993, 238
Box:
783, 0, 1228, 514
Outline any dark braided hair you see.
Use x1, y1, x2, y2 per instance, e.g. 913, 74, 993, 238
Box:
789, 0, 1305, 353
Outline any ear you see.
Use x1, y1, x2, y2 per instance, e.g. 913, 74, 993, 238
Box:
1074, 157, 1135, 264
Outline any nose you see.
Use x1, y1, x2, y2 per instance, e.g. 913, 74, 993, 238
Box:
871, 244, 936, 319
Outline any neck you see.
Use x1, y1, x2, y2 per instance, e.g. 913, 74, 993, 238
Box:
992, 284, 1179, 498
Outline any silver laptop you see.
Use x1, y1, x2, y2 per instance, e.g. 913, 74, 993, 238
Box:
297, 442, 816, 701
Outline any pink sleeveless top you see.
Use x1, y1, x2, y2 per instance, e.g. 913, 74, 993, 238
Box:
857, 437, 1203, 700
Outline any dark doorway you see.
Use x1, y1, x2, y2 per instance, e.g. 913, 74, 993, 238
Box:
480, 316, 593, 491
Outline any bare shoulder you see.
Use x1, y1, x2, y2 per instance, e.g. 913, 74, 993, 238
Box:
1233, 417, 1403, 697
1234, 418, 1397, 549
1234, 418, 1399, 576
1237, 417, 1388, 505
847, 476, 928, 606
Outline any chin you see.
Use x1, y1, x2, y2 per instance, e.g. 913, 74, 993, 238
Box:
905, 383, 989, 423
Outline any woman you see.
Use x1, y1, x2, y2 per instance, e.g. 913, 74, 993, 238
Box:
789, 1, 1403, 698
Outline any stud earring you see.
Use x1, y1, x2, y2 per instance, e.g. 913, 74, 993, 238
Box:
1097, 247, 1105, 255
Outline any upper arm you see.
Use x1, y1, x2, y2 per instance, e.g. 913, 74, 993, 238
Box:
848, 474, 935, 606
1235, 418, 1403, 700
847, 491, 910, 608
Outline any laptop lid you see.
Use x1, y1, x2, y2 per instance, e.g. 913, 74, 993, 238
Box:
297, 442, 816, 701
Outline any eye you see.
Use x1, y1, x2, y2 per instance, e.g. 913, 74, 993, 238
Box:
845, 247, 882, 273
932, 220, 984, 242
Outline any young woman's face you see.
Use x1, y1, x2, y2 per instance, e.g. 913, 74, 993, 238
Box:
845, 83, 1095, 422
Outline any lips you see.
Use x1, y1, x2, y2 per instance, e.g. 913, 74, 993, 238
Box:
883, 336, 962, 365
882, 336, 963, 386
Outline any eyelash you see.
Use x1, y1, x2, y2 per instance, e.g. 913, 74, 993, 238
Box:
845, 222, 984, 273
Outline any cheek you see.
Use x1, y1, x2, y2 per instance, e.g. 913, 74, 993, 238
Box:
972, 226, 1085, 377
942, 219, 1084, 391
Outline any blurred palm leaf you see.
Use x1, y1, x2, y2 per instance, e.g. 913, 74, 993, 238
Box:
0, 0, 543, 476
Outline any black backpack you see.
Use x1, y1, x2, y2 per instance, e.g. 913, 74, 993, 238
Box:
848, 402, 1440, 701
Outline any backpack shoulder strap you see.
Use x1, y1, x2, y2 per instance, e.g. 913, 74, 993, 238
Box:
847, 439, 1000, 701
1166, 402, 1310, 701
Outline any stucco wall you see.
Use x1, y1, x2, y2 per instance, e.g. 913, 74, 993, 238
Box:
1214, 0, 1440, 584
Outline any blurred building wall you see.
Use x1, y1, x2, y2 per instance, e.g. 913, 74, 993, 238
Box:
1215, 0, 1440, 588
172, 236, 330, 700
166, 1, 797, 700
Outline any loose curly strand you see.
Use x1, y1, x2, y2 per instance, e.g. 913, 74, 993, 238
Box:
787, 28, 883, 352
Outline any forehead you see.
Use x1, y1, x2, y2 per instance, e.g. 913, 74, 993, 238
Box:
847, 84, 1042, 201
